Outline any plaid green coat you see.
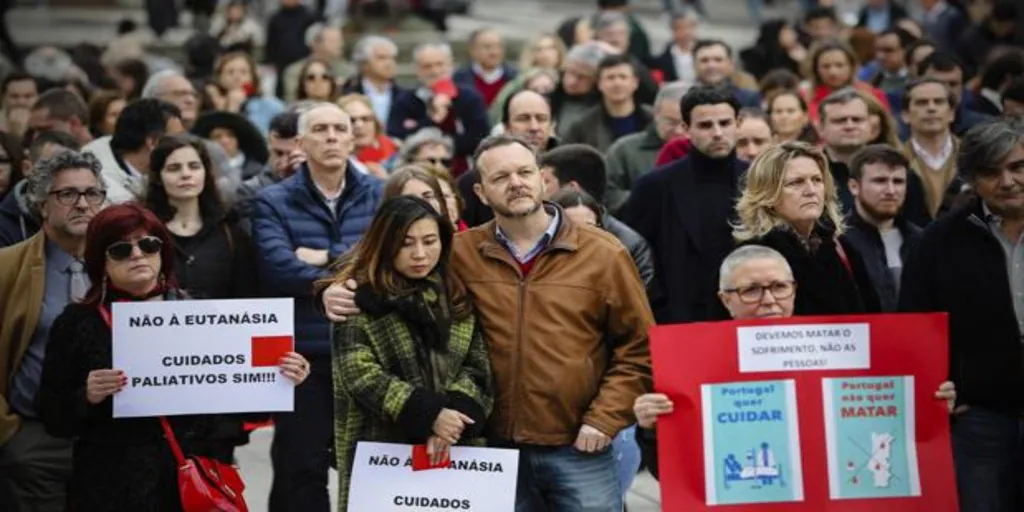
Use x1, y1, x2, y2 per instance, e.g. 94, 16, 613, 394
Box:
331, 310, 493, 510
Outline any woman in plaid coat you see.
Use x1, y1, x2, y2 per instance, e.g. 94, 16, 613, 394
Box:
330, 196, 493, 508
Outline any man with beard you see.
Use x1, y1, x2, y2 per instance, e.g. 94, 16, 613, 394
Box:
844, 145, 922, 312
623, 86, 746, 324
254, 102, 383, 512
818, 88, 931, 225
322, 134, 652, 512
458, 89, 557, 227
0, 152, 106, 511
900, 117, 1024, 512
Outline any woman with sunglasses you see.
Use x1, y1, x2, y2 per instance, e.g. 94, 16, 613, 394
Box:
35, 203, 310, 511
327, 196, 492, 509
298, 58, 339, 102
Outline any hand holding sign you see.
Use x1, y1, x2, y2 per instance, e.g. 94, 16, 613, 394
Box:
277, 351, 310, 385
87, 369, 126, 404
635, 393, 674, 429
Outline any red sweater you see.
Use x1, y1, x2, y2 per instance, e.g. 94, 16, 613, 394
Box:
473, 70, 512, 108
655, 137, 692, 167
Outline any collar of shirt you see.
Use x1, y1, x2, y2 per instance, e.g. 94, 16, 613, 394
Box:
472, 62, 506, 85
45, 236, 76, 271
981, 88, 1004, 112
495, 204, 560, 263
983, 202, 1007, 230
911, 134, 954, 169
362, 77, 392, 96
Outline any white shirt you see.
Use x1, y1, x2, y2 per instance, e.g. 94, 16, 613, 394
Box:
313, 179, 345, 216
472, 62, 506, 85
911, 134, 954, 170
670, 44, 696, 85
362, 78, 394, 127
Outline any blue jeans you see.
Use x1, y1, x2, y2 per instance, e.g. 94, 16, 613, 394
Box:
612, 425, 641, 498
952, 407, 1024, 512
514, 445, 622, 512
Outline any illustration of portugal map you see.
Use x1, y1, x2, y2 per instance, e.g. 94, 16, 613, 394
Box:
822, 376, 921, 499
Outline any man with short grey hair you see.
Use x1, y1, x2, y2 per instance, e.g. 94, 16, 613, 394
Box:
340, 34, 405, 127
387, 41, 488, 176
141, 69, 201, 129
555, 43, 611, 138
900, 117, 1024, 512
253, 102, 382, 512
605, 81, 689, 214
0, 151, 106, 512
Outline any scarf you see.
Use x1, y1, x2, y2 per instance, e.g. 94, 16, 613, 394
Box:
354, 274, 454, 392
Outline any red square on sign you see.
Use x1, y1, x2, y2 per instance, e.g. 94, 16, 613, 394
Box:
251, 336, 293, 367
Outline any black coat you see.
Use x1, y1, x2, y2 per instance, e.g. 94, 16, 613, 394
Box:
171, 216, 259, 301
742, 225, 882, 316
843, 213, 923, 312
35, 294, 240, 512
264, 6, 317, 72
386, 85, 489, 165
900, 198, 1024, 415
623, 150, 748, 324
856, 2, 909, 32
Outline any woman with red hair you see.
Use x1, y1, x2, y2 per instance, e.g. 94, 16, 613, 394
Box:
35, 203, 309, 511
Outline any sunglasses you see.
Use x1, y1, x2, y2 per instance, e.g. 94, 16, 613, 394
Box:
422, 157, 452, 168
106, 236, 162, 261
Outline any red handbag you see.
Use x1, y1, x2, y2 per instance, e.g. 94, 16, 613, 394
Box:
158, 416, 248, 512
97, 305, 249, 512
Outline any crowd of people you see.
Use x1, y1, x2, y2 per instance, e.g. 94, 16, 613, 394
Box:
0, 0, 1021, 511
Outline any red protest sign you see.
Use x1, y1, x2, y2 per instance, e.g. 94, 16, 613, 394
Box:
650, 313, 956, 511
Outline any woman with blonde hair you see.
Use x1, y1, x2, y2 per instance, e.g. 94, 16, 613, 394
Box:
338, 93, 398, 177
732, 141, 880, 315
488, 33, 567, 123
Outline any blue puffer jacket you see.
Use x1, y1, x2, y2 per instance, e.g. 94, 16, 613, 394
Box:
252, 163, 383, 356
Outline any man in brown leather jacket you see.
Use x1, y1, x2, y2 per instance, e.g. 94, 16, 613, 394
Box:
324, 134, 654, 511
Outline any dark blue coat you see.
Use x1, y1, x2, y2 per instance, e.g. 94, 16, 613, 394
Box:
385, 85, 489, 162
252, 163, 383, 356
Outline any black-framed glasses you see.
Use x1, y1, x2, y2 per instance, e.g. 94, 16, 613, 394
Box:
106, 236, 162, 261
723, 280, 797, 304
50, 188, 106, 206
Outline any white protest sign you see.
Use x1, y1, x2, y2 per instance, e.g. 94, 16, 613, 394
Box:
737, 323, 870, 373
348, 442, 519, 512
112, 298, 295, 418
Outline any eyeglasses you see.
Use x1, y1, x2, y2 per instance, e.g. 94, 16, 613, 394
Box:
723, 280, 796, 304
50, 188, 106, 206
106, 236, 163, 261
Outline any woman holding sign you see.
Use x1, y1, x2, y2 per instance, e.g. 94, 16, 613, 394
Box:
35, 203, 310, 511
328, 196, 493, 509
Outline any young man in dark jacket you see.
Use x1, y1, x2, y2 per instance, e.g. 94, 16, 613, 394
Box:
844, 145, 922, 312
900, 117, 1024, 512
253, 103, 383, 512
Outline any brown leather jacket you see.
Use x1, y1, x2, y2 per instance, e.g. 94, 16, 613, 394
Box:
452, 211, 654, 446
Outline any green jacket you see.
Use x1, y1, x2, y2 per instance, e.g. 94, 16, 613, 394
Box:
604, 124, 665, 216
331, 300, 493, 509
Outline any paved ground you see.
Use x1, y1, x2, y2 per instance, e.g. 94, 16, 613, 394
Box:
236, 427, 663, 511
8, 1, 803, 510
